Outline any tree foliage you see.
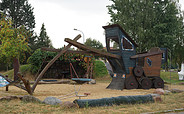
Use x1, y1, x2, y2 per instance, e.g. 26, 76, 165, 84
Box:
0, 0, 36, 51
107, 0, 184, 64
84, 38, 103, 49
35, 23, 53, 49
27, 49, 94, 74
0, 0, 35, 30
0, 16, 30, 64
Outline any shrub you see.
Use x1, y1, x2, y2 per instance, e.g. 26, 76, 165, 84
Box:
93, 60, 108, 78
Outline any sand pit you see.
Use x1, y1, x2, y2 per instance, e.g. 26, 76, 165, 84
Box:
0, 81, 183, 102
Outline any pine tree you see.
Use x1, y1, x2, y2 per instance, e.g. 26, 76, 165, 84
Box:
0, 0, 35, 30
36, 23, 53, 48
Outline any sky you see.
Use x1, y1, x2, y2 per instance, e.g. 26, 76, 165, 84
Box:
29, 0, 184, 49
29, 0, 112, 49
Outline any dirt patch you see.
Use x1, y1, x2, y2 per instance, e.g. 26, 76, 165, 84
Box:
0, 81, 184, 114
0, 81, 183, 102
1, 81, 181, 101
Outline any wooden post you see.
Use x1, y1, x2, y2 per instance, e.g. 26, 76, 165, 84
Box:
31, 34, 81, 92
17, 73, 33, 95
90, 62, 93, 79
5, 75, 8, 91
13, 58, 20, 81
86, 57, 89, 79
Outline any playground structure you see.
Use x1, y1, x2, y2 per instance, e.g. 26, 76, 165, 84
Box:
103, 24, 164, 90
0, 24, 165, 95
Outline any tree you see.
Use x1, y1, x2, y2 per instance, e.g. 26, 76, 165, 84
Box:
0, 0, 36, 50
0, 0, 35, 30
107, 0, 184, 65
36, 23, 53, 48
0, 16, 30, 80
84, 38, 103, 49
108, 0, 181, 49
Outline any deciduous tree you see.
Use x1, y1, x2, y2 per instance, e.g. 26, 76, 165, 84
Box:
84, 38, 103, 49
0, 0, 36, 50
0, 16, 30, 80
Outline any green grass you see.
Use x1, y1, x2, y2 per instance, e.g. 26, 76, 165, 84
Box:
2, 64, 32, 79
160, 71, 184, 84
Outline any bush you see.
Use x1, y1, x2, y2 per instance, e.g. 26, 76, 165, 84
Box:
93, 60, 108, 78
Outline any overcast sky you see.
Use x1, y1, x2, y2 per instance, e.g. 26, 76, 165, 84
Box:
29, 0, 184, 49
29, 0, 112, 48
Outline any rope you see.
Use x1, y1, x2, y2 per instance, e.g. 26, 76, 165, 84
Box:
70, 63, 79, 79
70, 62, 73, 78
85, 62, 93, 77
58, 85, 82, 100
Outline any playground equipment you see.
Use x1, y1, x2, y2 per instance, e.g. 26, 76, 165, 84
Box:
74, 94, 154, 108
0, 35, 82, 95
58, 85, 90, 100
103, 24, 164, 90
0, 75, 9, 87
70, 56, 93, 84
64, 24, 165, 90
0, 24, 165, 95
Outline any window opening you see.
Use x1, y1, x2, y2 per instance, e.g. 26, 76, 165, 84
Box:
107, 37, 120, 52
122, 36, 134, 51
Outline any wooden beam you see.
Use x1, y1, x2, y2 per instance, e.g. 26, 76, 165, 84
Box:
41, 47, 61, 52
41, 47, 104, 56
0, 73, 27, 91
131, 51, 163, 59
31, 34, 81, 92
17, 73, 32, 95
64, 38, 121, 59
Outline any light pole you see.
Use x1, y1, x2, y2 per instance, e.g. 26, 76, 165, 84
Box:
74, 28, 85, 44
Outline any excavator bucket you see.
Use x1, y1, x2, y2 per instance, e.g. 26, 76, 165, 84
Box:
106, 73, 126, 90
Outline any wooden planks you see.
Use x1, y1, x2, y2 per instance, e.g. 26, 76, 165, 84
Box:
64, 38, 121, 59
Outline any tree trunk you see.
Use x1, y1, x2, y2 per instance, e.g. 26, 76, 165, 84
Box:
13, 58, 20, 81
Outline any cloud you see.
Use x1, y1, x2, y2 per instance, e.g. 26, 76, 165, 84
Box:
29, 0, 112, 48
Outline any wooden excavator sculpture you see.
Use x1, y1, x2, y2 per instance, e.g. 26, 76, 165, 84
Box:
103, 24, 164, 90
65, 24, 165, 90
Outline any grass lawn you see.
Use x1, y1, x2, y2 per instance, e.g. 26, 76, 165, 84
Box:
160, 71, 184, 84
